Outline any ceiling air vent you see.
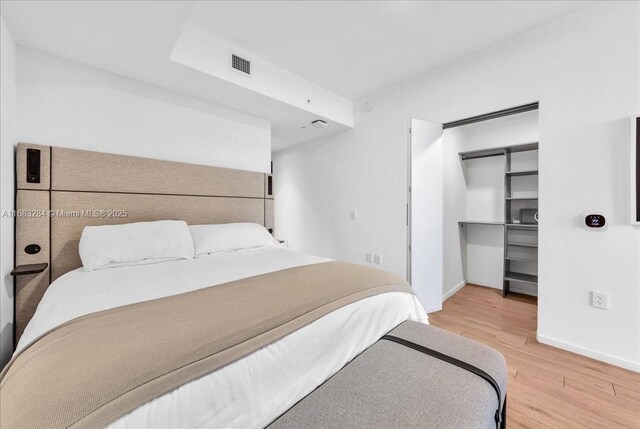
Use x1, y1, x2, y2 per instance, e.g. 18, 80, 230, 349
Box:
231, 54, 251, 75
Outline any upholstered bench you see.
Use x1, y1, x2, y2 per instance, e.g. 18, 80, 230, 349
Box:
269, 321, 507, 429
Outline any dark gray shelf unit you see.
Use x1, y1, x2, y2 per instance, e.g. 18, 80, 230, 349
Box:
458, 220, 504, 226
506, 223, 538, 229
506, 169, 538, 177
458, 142, 539, 298
506, 142, 539, 154
504, 142, 539, 297
506, 241, 538, 248
458, 141, 538, 160
504, 271, 538, 285
505, 256, 538, 263
459, 147, 505, 160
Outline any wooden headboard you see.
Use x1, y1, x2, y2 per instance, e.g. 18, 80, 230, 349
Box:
14, 143, 274, 342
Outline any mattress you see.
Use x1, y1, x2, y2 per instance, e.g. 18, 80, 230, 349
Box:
17, 247, 428, 428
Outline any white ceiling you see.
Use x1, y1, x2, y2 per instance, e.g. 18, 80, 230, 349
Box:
1, 1, 591, 150
191, 1, 592, 100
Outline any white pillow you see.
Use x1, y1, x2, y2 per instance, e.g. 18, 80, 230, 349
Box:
79, 220, 194, 271
189, 223, 278, 256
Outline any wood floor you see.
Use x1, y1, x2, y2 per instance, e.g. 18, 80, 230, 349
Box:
429, 284, 640, 429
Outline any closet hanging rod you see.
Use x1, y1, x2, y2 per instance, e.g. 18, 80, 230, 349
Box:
443, 102, 539, 129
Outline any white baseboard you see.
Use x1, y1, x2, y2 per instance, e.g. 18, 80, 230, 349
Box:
442, 280, 467, 302
537, 332, 640, 373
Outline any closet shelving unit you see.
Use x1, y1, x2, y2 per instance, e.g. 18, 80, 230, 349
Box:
459, 142, 539, 297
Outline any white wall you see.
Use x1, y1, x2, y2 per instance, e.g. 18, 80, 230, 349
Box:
17, 47, 271, 172
275, 2, 640, 371
0, 16, 17, 368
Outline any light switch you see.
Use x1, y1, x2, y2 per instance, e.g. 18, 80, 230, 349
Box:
350, 210, 358, 220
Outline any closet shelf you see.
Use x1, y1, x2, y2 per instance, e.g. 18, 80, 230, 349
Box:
506, 241, 538, 248
504, 271, 538, 285
506, 196, 538, 200
505, 256, 538, 263
459, 142, 539, 160
506, 170, 538, 176
458, 220, 504, 226
459, 147, 505, 160
506, 223, 538, 230
505, 142, 539, 154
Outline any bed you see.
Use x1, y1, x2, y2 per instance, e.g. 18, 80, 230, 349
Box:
9, 245, 427, 428
2, 144, 506, 429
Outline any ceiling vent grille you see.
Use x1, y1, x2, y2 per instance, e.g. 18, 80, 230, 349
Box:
231, 54, 251, 75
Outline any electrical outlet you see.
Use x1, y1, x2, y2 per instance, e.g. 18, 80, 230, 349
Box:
366, 253, 372, 263
373, 254, 382, 265
591, 291, 609, 309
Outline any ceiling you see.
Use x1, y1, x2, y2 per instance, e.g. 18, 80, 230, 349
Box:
1, 1, 591, 150
191, 1, 591, 100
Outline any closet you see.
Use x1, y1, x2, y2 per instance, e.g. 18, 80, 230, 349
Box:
408, 104, 539, 314
443, 107, 539, 298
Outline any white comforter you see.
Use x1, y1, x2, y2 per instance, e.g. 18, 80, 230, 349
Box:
18, 247, 428, 429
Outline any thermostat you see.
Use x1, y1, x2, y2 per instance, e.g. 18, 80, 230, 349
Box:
582, 212, 608, 231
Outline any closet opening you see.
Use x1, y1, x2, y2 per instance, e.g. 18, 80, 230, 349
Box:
409, 103, 539, 317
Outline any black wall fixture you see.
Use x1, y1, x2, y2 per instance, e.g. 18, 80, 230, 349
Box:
24, 244, 41, 255
26, 148, 41, 183
443, 103, 539, 129
635, 116, 640, 222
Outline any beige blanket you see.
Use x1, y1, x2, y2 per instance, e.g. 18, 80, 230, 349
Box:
0, 261, 413, 428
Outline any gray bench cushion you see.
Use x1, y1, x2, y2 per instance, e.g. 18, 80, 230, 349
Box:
268, 321, 507, 429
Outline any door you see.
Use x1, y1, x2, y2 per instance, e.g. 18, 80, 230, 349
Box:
409, 119, 444, 313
